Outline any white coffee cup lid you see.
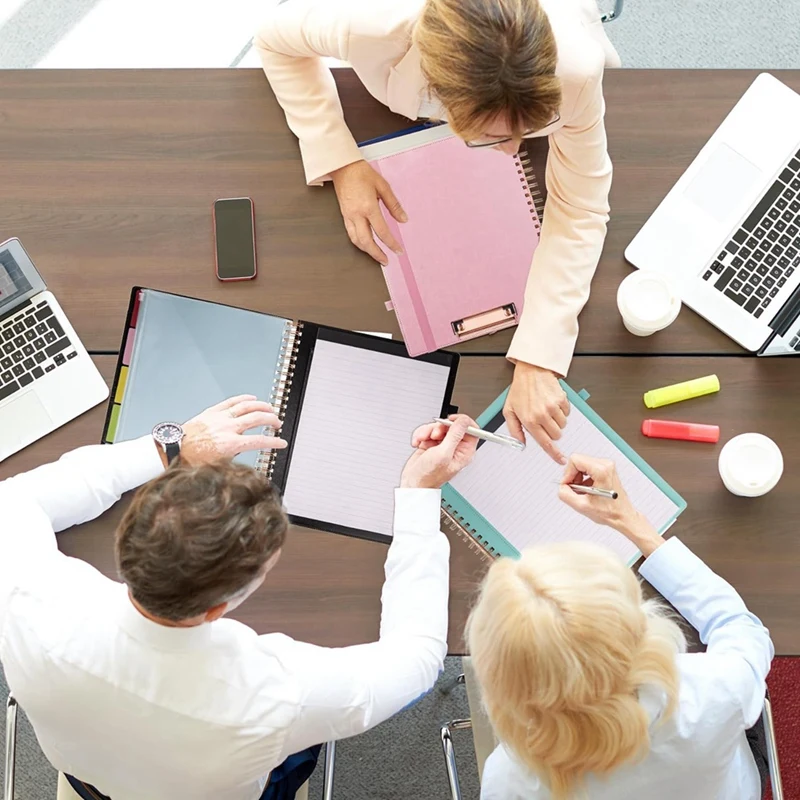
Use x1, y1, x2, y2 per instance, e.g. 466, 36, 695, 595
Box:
719, 433, 784, 494
617, 271, 679, 327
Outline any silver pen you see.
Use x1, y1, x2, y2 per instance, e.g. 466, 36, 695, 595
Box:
567, 484, 618, 500
432, 418, 525, 451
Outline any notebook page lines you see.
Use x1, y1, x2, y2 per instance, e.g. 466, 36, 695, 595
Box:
448, 411, 680, 562
281, 340, 452, 536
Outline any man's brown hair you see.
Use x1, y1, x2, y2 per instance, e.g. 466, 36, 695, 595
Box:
414, 0, 561, 142
115, 461, 288, 622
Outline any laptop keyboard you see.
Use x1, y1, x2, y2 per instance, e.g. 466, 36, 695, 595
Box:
703, 149, 800, 319
0, 299, 77, 403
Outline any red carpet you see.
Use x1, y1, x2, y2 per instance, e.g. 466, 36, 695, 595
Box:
764, 657, 800, 800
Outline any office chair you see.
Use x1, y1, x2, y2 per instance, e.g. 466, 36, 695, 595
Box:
439, 660, 784, 800
4, 693, 334, 800
600, 0, 624, 23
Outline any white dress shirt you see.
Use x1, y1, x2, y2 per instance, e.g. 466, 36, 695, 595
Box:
0, 437, 449, 800
480, 537, 774, 800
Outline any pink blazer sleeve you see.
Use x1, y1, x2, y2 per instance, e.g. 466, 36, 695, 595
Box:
506, 59, 612, 376
254, 1, 364, 186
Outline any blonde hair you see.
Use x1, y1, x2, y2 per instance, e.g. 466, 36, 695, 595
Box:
413, 0, 561, 141
466, 543, 686, 800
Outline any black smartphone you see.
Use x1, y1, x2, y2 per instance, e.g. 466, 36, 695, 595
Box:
213, 197, 257, 282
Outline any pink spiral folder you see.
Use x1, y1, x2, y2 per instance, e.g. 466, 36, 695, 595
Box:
361, 126, 542, 356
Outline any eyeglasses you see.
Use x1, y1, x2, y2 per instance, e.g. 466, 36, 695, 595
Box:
464, 113, 561, 149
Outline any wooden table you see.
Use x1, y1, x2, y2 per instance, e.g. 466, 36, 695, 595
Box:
3, 355, 798, 653
1, 68, 799, 654
2, 69, 796, 354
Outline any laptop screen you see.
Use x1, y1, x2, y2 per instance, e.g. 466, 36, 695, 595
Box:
0, 250, 34, 315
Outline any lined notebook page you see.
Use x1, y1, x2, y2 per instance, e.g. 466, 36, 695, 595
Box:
448, 410, 681, 563
282, 340, 452, 536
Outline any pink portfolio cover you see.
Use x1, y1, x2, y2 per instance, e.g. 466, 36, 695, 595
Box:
369, 133, 541, 356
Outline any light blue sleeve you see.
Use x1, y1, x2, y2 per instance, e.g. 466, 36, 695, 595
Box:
639, 538, 774, 727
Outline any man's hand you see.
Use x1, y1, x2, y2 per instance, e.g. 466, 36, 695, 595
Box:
400, 415, 478, 490
503, 362, 570, 464
331, 160, 407, 266
174, 395, 287, 467
558, 453, 663, 556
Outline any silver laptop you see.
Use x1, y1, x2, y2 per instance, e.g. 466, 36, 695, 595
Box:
626, 73, 800, 356
0, 238, 108, 461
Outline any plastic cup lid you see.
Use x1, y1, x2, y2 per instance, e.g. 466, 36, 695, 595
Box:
618, 272, 678, 326
719, 433, 784, 490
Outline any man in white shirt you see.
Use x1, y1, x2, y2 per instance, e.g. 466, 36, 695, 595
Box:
0, 394, 478, 800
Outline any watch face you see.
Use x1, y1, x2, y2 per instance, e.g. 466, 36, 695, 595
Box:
153, 422, 183, 445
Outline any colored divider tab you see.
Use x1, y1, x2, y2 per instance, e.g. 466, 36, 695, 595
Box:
114, 366, 128, 405
106, 404, 121, 443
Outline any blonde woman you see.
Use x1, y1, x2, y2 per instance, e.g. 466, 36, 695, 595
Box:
256, 0, 619, 463
468, 453, 774, 800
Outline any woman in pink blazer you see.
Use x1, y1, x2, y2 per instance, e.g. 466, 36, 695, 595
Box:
256, 0, 620, 461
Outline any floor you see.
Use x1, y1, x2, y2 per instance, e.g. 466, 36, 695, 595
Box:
0, 0, 798, 69
0, 0, 799, 798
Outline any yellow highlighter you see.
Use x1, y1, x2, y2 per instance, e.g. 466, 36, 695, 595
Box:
643, 375, 720, 409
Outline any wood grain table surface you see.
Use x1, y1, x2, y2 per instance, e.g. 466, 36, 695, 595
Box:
1, 68, 799, 654
2, 69, 797, 354
2, 355, 797, 654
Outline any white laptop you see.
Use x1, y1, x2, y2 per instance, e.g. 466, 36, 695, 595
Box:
0, 238, 108, 462
626, 73, 800, 356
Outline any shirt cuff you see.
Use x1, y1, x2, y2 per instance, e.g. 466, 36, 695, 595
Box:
303, 137, 364, 186
112, 435, 166, 488
506, 322, 573, 378
638, 537, 697, 602
393, 488, 442, 537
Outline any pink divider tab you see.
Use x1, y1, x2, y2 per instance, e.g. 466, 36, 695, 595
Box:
385, 301, 394, 312
129, 290, 142, 327
122, 327, 136, 365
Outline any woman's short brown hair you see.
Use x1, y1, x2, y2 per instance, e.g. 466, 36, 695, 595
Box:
414, 0, 561, 141
115, 461, 288, 622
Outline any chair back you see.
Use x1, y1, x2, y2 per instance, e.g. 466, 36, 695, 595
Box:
462, 659, 497, 781
762, 693, 784, 800
442, 669, 785, 800
600, 0, 624, 23
4, 695, 18, 800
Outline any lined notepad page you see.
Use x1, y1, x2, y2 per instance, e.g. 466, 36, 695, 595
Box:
448, 410, 681, 563
282, 340, 452, 536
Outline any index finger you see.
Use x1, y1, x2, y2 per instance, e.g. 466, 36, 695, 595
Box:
208, 395, 257, 412
558, 483, 591, 512
411, 421, 447, 448
354, 217, 389, 265
368, 211, 402, 255
530, 425, 566, 465
234, 411, 282, 433
237, 435, 288, 454
564, 453, 610, 482
560, 457, 586, 486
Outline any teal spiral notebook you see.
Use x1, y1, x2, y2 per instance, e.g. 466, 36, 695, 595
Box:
441, 383, 686, 566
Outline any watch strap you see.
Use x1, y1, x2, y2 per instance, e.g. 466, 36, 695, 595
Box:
165, 442, 181, 464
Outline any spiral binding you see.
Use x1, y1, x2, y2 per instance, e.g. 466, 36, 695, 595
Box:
514, 153, 544, 231
254, 320, 304, 479
441, 503, 495, 562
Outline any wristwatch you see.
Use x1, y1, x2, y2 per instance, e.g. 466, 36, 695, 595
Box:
152, 422, 184, 465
